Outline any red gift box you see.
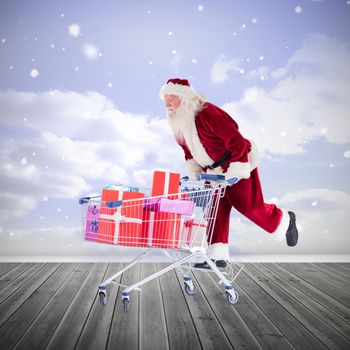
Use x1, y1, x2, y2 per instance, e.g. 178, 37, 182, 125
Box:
142, 171, 182, 248
97, 189, 145, 246
151, 171, 180, 196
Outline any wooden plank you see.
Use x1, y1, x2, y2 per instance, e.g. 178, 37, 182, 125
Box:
307, 263, 350, 293
106, 263, 141, 350
0, 263, 34, 290
245, 264, 350, 349
0, 263, 62, 328
47, 263, 109, 350
0, 263, 17, 277
255, 263, 350, 342
157, 263, 201, 350
0, 263, 46, 304
192, 268, 264, 349
14, 263, 94, 350
281, 263, 350, 307
0, 263, 76, 350
315, 263, 350, 283
265, 263, 350, 325
178, 269, 233, 350
139, 263, 169, 350
75, 263, 123, 350
198, 266, 295, 350
233, 265, 328, 349
333, 263, 350, 274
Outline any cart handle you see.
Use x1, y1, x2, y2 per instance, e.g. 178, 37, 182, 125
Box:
181, 174, 238, 185
78, 195, 101, 205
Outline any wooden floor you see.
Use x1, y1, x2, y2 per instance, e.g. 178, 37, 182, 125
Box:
0, 263, 349, 350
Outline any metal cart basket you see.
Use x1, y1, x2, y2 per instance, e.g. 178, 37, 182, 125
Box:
79, 175, 244, 312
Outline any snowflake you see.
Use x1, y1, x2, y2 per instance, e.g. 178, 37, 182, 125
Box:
74, 66, 79, 71
251, 18, 258, 24
329, 163, 334, 168
43, 196, 48, 202
168, 31, 173, 36
40, 216, 44, 220
57, 208, 62, 212
30, 68, 39, 78
68, 23, 81, 37
259, 56, 264, 60
239, 69, 245, 74
172, 49, 176, 54
148, 10, 152, 14
32, 152, 36, 156
9, 65, 14, 70
343, 150, 350, 158
20, 157, 27, 165
1, 38, 6, 44
280, 131, 287, 137
294, 6, 302, 14
311, 201, 317, 206
191, 58, 197, 64
107, 82, 112, 88
198, 5, 204, 11
50, 43, 55, 48
149, 60, 153, 65
9, 232, 14, 237
82, 43, 99, 60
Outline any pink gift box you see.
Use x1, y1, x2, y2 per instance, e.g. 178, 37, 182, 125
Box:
144, 197, 194, 216
85, 204, 100, 241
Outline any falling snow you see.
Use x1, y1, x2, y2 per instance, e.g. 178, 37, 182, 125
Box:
1, 38, 6, 43
198, 5, 204, 11
192, 58, 197, 64
43, 196, 48, 202
280, 131, 287, 137
68, 23, 81, 37
259, 56, 264, 60
343, 150, 350, 158
295, 6, 302, 14
251, 18, 258, 24
82, 43, 99, 60
311, 201, 318, 206
239, 69, 245, 74
30, 68, 39, 78
168, 31, 173, 36
172, 50, 176, 54
20, 157, 27, 165
107, 82, 112, 88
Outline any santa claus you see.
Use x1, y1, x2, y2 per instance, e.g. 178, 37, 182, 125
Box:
160, 78, 298, 268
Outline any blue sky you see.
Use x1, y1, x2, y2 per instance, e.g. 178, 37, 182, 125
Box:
0, 0, 350, 259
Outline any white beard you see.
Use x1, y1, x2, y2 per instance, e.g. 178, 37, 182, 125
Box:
166, 103, 197, 142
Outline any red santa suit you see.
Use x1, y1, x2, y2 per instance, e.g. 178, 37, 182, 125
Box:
160, 79, 290, 260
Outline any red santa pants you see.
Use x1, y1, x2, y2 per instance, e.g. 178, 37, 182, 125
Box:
210, 168, 283, 244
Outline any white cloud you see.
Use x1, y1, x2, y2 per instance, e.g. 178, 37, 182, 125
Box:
222, 33, 350, 154
209, 54, 242, 85
230, 188, 350, 254
0, 90, 183, 222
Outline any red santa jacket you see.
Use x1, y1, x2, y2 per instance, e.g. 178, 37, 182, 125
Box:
178, 102, 260, 180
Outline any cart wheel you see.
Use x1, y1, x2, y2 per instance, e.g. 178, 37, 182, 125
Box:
99, 291, 107, 305
184, 282, 197, 295
226, 290, 239, 304
122, 298, 129, 312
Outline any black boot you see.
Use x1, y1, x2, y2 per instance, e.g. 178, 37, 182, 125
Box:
286, 211, 298, 247
193, 259, 227, 269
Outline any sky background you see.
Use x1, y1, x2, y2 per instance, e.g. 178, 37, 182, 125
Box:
0, 0, 349, 260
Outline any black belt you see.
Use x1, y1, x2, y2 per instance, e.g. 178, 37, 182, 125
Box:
207, 151, 231, 170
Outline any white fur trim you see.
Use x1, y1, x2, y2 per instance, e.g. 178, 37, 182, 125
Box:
159, 82, 197, 100
182, 117, 214, 168
185, 159, 202, 180
271, 209, 290, 241
207, 243, 230, 260
206, 139, 260, 181
248, 139, 260, 170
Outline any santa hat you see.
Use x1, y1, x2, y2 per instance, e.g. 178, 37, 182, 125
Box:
159, 78, 198, 100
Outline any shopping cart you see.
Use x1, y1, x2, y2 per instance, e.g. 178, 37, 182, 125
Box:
79, 174, 244, 312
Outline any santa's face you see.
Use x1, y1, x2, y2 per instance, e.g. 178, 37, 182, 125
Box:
165, 94, 181, 117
